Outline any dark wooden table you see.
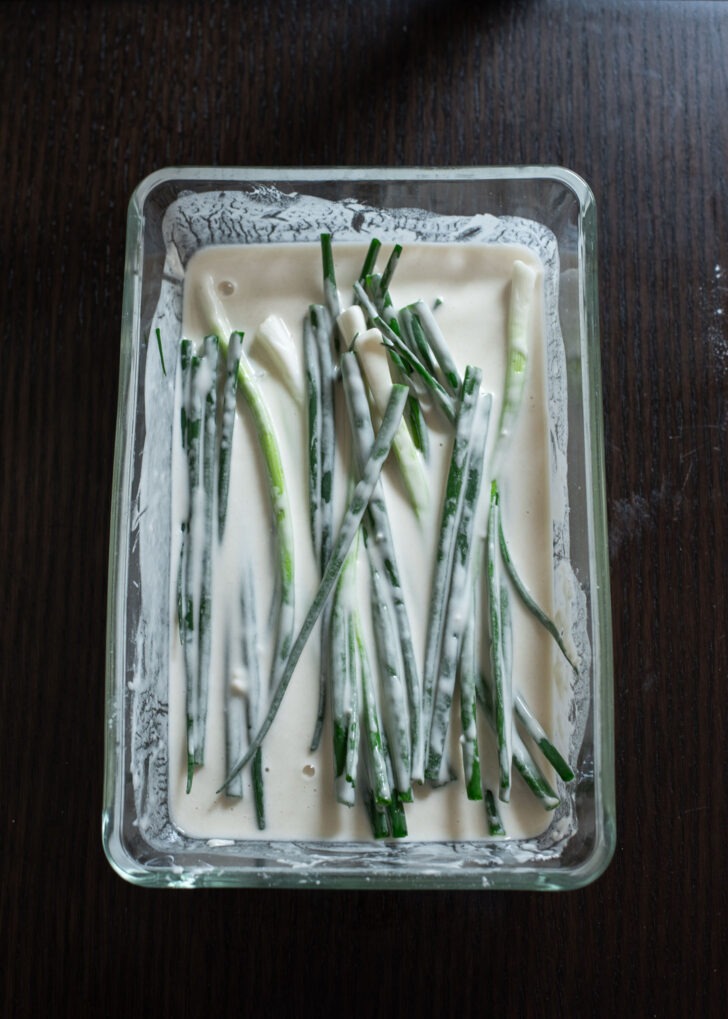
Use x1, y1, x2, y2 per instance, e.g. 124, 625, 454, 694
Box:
2, 1, 726, 1014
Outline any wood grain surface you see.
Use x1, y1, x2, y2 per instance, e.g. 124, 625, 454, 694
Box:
2, 1, 726, 1015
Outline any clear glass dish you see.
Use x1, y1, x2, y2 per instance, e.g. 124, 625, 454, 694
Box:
103, 167, 615, 889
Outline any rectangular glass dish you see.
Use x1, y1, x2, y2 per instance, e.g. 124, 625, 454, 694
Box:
103, 167, 615, 889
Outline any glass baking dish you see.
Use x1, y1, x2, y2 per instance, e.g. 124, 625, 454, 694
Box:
103, 167, 615, 889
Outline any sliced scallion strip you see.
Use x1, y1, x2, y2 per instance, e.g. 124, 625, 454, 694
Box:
426, 386, 492, 781
320, 233, 341, 328
477, 673, 559, 811
197, 334, 219, 764
487, 480, 513, 802
492, 258, 537, 474
485, 789, 506, 835
218, 331, 241, 541
341, 351, 423, 783
458, 604, 483, 802
499, 515, 578, 672
409, 300, 461, 395
422, 366, 482, 759
218, 383, 409, 791
514, 695, 574, 783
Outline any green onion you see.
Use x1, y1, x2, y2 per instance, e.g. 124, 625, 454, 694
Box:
242, 565, 266, 826
379, 243, 403, 298
183, 351, 203, 785
357, 614, 392, 806
218, 384, 409, 791
225, 562, 265, 826
308, 303, 337, 752
492, 259, 537, 473
231, 336, 296, 695
458, 603, 483, 801
477, 673, 559, 811
330, 544, 360, 805
426, 386, 492, 781
320, 233, 341, 326
218, 331, 241, 540
366, 532, 412, 797
487, 480, 513, 801
196, 275, 296, 699
400, 306, 438, 378
358, 238, 382, 282
485, 789, 506, 835
499, 514, 578, 672
155, 327, 167, 376
310, 304, 336, 573
422, 367, 482, 759
197, 335, 219, 765
353, 280, 456, 423
353, 326, 429, 518
409, 300, 461, 395
302, 313, 322, 556
514, 695, 574, 783
341, 351, 423, 783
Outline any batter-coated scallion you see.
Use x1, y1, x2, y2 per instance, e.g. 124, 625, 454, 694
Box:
487, 480, 513, 801
343, 615, 361, 805
242, 564, 266, 826
510, 728, 559, 809
353, 280, 456, 422
364, 790, 391, 840
343, 698, 360, 804
357, 614, 392, 806
379, 243, 403, 299
310, 304, 336, 573
218, 384, 409, 791
176, 341, 192, 648
155, 327, 167, 376
400, 306, 438, 378
499, 515, 578, 672
492, 259, 537, 473
485, 789, 506, 835
175, 527, 186, 648
320, 233, 341, 325
457, 605, 483, 802
224, 650, 246, 801
362, 712, 408, 838
218, 331, 241, 540
383, 337, 456, 423
406, 395, 429, 458
214, 332, 298, 702
308, 303, 337, 751
341, 351, 423, 783
393, 309, 431, 458
477, 673, 560, 811
330, 546, 359, 805
197, 276, 297, 699
422, 366, 482, 758
363, 273, 395, 327
387, 792, 409, 838
302, 313, 321, 557
366, 532, 412, 797
197, 335, 219, 764
224, 568, 266, 823
183, 351, 203, 785
225, 333, 295, 696
426, 386, 492, 781
514, 695, 575, 783
358, 238, 382, 282
409, 300, 461, 395
353, 326, 429, 518
252, 315, 304, 404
